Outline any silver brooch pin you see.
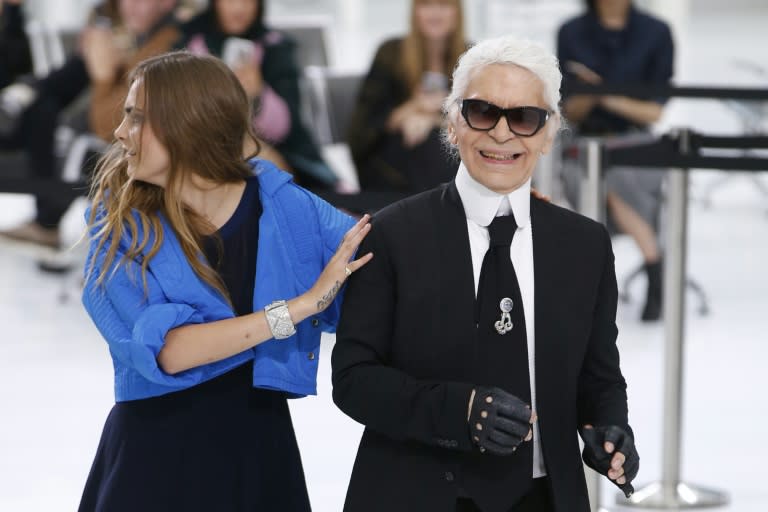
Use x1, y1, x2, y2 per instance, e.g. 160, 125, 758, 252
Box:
495, 297, 514, 334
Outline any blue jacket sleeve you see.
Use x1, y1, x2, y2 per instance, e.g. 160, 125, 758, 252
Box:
310, 192, 356, 331
82, 213, 210, 387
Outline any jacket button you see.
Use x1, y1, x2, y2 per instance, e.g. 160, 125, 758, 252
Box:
444, 471, 455, 482
311, 318, 320, 327
308, 352, 316, 360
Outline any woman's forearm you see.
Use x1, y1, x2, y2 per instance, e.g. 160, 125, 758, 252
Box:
157, 212, 373, 376
158, 294, 316, 375
599, 95, 664, 126
563, 95, 599, 124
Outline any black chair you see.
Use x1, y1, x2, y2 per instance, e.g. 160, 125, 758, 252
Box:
302, 65, 363, 146
271, 19, 331, 69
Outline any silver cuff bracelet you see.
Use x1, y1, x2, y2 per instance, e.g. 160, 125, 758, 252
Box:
264, 300, 296, 340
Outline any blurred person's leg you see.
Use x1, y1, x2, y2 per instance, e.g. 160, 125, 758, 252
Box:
606, 167, 665, 321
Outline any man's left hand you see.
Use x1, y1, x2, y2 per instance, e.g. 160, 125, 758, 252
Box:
579, 424, 639, 498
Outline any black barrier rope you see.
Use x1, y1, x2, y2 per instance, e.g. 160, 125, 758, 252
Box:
690, 134, 768, 149
603, 131, 768, 171
0, 177, 88, 196
564, 82, 768, 101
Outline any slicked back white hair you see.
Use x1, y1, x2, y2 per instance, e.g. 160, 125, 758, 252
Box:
444, 36, 562, 118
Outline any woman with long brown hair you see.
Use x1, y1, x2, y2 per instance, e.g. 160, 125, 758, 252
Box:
78, 51, 372, 511
348, 0, 467, 195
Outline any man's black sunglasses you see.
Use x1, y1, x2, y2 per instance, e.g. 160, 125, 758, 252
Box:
460, 99, 551, 137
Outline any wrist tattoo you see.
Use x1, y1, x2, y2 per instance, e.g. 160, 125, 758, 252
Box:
317, 280, 341, 311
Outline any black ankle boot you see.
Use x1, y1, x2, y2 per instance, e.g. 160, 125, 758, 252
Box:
641, 260, 663, 321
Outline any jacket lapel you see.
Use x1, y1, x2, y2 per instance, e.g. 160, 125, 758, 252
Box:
530, 199, 567, 418
433, 183, 478, 374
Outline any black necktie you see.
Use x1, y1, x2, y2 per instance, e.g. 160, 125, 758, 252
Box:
476, 213, 531, 403
463, 213, 534, 510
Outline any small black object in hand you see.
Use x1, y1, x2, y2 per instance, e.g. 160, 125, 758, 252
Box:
579, 425, 639, 498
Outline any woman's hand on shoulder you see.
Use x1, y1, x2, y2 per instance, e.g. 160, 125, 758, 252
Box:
302, 214, 374, 314
530, 187, 551, 202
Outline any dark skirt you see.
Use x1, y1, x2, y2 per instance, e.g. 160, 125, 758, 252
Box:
78, 362, 311, 512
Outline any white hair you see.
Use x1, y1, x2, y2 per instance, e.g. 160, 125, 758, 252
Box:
444, 36, 562, 118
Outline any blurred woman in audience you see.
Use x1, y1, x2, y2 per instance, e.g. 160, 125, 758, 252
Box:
348, 0, 467, 194
79, 51, 371, 511
179, 0, 341, 190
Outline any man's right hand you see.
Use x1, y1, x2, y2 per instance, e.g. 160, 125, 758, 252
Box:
467, 386, 535, 456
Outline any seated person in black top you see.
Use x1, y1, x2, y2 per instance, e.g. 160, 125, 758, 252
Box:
557, 0, 674, 321
178, 0, 342, 190
348, 0, 468, 195
0, 0, 180, 252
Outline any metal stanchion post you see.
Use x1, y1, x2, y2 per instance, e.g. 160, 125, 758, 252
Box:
621, 128, 729, 508
534, 147, 555, 200
581, 138, 606, 223
579, 137, 609, 512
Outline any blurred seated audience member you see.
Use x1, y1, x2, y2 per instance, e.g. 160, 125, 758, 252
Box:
348, 0, 467, 194
0, 0, 32, 89
557, 0, 673, 321
0, 0, 179, 251
179, 0, 341, 190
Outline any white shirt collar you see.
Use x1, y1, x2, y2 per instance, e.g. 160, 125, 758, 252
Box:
454, 162, 531, 228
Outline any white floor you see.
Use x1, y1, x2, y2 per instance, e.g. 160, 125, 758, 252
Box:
2, 2, 768, 511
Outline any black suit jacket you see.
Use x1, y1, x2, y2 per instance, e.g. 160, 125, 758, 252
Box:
331, 182, 630, 512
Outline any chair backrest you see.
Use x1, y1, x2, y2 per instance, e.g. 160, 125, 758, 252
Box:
325, 72, 363, 145
271, 21, 330, 69
303, 66, 364, 146
24, 21, 79, 77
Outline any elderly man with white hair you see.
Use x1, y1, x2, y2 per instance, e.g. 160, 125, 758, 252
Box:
332, 35, 639, 512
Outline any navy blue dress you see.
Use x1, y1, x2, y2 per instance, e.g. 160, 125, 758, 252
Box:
79, 177, 312, 511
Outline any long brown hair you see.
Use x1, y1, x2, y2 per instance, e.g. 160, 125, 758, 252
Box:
86, 51, 260, 300
401, 0, 466, 92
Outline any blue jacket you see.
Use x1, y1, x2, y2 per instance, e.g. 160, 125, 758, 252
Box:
82, 159, 354, 401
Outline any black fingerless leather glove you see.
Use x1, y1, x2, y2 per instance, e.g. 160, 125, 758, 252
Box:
579, 425, 640, 498
468, 386, 532, 456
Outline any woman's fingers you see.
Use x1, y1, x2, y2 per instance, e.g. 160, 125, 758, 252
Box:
347, 214, 371, 237
335, 215, 372, 262
338, 215, 370, 249
346, 251, 374, 274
